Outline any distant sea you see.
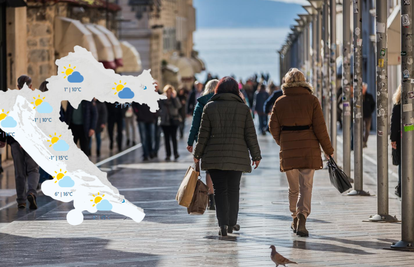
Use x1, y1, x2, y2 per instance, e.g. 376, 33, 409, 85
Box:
193, 28, 290, 84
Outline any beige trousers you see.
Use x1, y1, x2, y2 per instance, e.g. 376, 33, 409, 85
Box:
285, 169, 315, 219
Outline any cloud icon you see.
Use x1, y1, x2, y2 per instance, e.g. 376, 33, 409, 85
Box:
118, 87, 135, 99
53, 140, 69, 151
122, 199, 125, 203
37, 102, 53, 113
67, 71, 84, 83
96, 199, 113, 211
1, 116, 17, 128
58, 176, 75, 188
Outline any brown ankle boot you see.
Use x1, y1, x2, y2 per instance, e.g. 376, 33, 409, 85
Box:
296, 213, 309, 237
291, 217, 298, 233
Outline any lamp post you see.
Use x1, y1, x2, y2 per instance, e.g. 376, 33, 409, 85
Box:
309, 0, 324, 104
347, 0, 370, 196
304, 5, 318, 91
391, 0, 414, 249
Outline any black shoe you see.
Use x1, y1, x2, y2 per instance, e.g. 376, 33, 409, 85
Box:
143, 157, 149, 161
27, 193, 37, 210
109, 142, 113, 151
127, 139, 130, 146
208, 194, 216, 210
165, 157, 171, 161
132, 141, 136, 146
0, 166, 3, 174
395, 185, 401, 198
96, 150, 101, 158
17, 203, 26, 209
228, 224, 240, 233
174, 154, 180, 160
219, 225, 228, 236
149, 152, 154, 159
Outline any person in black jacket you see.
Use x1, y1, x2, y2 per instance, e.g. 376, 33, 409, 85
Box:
106, 102, 126, 152
60, 100, 98, 156
187, 81, 203, 115
132, 102, 157, 161
362, 83, 376, 148
89, 99, 107, 157
0, 75, 40, 209
390, 85, 401, 197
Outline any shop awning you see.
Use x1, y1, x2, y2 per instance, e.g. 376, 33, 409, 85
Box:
94, 24, 123, 67
54, 17, 98, 59
387, 5, 400, 66
116, 41, 142, 73
170, 54, 194, 78
162, 64, 181, 89
189, 58, 203, 74
85, 24, 116, 69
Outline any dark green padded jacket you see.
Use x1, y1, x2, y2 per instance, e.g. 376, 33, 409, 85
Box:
194, 93, 262, 173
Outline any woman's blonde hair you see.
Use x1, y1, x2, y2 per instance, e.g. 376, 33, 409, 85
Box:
163, 84, 176, 95
393, 84, 402, 105
203, 79, 219, 96
284, 68, 306, 84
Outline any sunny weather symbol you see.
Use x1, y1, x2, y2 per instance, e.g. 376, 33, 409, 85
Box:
113, 80, 135, 99
62, 64, 84, 83
53, 169, 75, 188
91, 192, 113, 211
31, 95, 53, 113
0, 109, 17, 128
47, 133, 69, 151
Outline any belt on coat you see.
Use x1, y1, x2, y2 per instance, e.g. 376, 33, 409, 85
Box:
281, 125, 311, 131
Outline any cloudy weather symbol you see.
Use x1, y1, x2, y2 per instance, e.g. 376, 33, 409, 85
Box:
67, 71, 84, 83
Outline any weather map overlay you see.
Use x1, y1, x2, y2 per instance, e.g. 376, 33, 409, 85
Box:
0, 46, 163, 225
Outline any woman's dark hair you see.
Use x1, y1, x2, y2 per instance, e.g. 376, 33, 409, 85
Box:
17, 75, 32, 89
39, 81, 49, 92
214, 76, 239, 96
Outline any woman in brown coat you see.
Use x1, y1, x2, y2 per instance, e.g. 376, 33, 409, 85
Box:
269, 68, 333, 237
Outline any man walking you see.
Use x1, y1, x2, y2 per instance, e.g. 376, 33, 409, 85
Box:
60, 100, 98, 156
0, 75, 40, 209
362, 83, 375, 148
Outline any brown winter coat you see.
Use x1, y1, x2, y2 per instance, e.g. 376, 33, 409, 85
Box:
269, 82, 334, 172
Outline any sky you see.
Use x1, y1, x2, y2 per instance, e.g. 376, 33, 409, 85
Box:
267, 0, 308, 4
193, 0, 305, 29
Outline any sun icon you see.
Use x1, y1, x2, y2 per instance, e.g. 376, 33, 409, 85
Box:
91, 192, 105, 207
47, 133, 62, 147
31, 95, 45, 109
112, 80, 127, 95
0, 109, 9, 121
53, 169, 67, 183
62, 64, 76, 79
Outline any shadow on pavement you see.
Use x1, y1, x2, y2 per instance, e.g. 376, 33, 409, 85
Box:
0, 233, 160, 266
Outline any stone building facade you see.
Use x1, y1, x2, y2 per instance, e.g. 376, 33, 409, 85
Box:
118, 0, 199, 89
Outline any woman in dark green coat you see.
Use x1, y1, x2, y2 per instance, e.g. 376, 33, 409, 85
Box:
187, 79, 219, 210
194, 77, 262, 236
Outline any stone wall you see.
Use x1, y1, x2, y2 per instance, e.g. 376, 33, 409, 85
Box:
26, 3, 118, 89
26, 4, 65, 89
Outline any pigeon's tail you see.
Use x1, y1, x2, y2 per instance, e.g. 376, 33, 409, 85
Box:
287, 260, 298, 264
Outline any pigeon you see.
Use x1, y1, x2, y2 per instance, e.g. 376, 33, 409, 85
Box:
270, 245, 297, 266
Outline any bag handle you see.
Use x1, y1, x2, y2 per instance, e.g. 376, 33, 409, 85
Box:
194, 160, 201, 174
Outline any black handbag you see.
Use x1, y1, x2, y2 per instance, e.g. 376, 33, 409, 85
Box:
327, 157, 352, 193
392, 148, 400, 166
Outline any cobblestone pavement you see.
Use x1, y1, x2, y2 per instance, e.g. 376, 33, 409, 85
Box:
0, 129, 412, 266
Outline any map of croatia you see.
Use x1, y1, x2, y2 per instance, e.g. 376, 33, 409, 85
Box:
0, 46, 164, 225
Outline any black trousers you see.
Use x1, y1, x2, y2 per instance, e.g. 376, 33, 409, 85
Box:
70, 123, 89, 155
108, 116, 123, 151
161, 125, 178, 157
209, 170, 242, 227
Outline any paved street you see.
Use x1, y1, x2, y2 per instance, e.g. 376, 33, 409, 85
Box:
0, 128, 412, 266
